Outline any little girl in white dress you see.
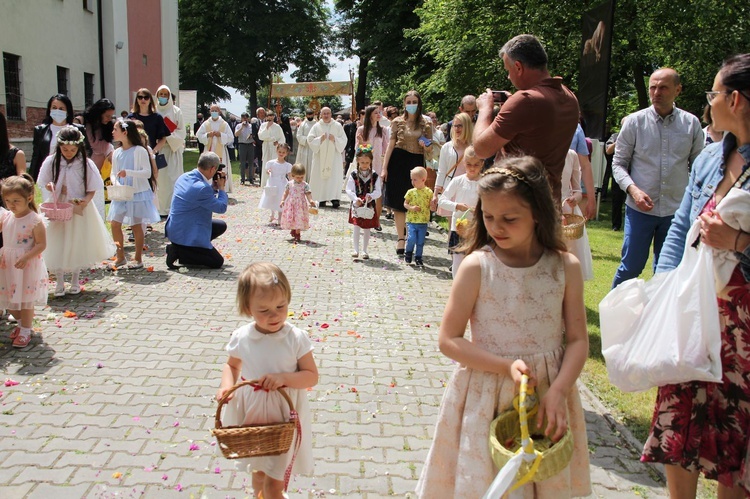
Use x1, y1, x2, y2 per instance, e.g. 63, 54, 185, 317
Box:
561, 149, 594, 281
38, 126, 115, 296
259, 143, 292, 224
216, 263, 318, 499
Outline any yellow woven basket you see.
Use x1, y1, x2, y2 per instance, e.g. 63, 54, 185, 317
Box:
562, 214, 586, 240
489, 375, 574, 488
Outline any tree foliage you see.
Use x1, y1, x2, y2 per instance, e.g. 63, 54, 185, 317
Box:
410, 0, 750, 129
179, 0, 332, 115
334, 0, 434, 111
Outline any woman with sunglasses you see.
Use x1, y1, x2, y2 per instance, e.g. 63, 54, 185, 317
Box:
640, 54, 750, 498
30, 94, 91, 181
127, 88, 171, 159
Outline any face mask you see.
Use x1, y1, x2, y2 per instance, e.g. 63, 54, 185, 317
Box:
307, 116, 314, 121
50, 109, 67, 123
157, 96, 169, 106
211, 111, 219, 119
405, 104, 418, 114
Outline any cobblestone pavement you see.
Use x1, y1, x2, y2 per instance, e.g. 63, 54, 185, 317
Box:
0, 179, 667, 498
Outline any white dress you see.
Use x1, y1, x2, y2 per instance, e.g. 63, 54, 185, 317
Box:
38, 155, 116, 272
561, 150, 594, 281
220, 322, 314, 481
258, 160, 292, 211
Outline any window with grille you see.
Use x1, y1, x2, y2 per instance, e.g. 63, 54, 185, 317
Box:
3, 53, 22, 120
57, 66, 69, 95
84, 72, 94, 107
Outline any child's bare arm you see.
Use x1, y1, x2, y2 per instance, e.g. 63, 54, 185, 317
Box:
257, 351, 318, 390
215, 356, 242, 401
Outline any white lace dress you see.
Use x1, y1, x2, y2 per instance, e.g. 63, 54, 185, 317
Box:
416, 246, 591, 498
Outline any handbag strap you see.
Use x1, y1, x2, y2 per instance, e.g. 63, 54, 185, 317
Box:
732, 165, 750, 189
441, 148, 462, 189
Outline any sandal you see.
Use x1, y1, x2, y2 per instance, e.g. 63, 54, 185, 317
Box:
10, 326, 20, 340
12, 331, 31, 348
396, 238, 406, 256
127, 261, 144, 270
110, 260, 127, 270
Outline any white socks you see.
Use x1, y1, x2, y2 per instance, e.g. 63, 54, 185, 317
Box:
352, 227, 371, 254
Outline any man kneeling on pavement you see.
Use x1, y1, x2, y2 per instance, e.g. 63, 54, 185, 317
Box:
165, 152, 228, 269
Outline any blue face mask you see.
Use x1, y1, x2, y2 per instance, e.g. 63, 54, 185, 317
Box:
50, 109, 67, 124
211, 111, 219, 119
405, 104, 418, 114
157, 96, 169, 106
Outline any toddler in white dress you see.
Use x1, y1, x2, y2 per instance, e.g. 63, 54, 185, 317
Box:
216, 263, 318, 499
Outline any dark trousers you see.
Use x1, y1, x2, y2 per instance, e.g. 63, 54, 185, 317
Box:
238, 143, 255, 183
611, 181, 626, 230
168, 220, 227, 269
197, 142, 204, 154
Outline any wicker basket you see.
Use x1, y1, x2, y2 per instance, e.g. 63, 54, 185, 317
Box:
562, 213, 586, 240
40, 186, 74, 222
107, 184, 135, 201
212, 380, 296, 460
489, 375, 574, 486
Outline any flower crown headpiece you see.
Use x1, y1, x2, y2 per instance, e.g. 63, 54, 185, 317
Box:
482, 167, 529, 185
56, 126, 85, 146
356, 143, 373, 154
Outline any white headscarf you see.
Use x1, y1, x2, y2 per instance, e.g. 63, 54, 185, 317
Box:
155, 84, 177, 122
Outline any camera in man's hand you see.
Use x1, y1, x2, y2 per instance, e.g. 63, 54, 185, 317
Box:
213, 163, 226, 182
492, 90, 511, 103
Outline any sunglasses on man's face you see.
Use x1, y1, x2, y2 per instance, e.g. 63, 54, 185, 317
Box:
137, 95, 150, 100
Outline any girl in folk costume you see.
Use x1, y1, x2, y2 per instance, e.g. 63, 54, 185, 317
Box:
154, 85, 186, 216
108, 119, 160, 269
38, 126, 115, 297
197, 104, 234, 193
356, 105, 390, 231
416, 157, 591, 498
561, 150, 593, 281
216, 263, 317, 499
280, 164, 316, 243
259, 143, 292, 225
0, 175, 48, 348
346, 145, 382, 259
258, 111, 287, 188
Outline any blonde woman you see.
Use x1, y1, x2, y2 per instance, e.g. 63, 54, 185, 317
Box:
431, 112, 473, 213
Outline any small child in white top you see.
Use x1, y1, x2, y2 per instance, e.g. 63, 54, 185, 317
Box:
216, 263, 318, 499
259, 143, 292, 225
438, 146, 481, 278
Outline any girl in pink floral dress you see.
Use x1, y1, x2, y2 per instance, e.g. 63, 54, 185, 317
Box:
0, 175, 48, 348
280, 163, 315, 242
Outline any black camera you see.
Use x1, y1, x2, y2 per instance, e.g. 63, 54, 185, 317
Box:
492, 90, 511, 103
213, 163, 226, 181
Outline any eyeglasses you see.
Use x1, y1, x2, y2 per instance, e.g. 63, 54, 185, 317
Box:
705, 91, 728, 104
453, 124, 464, 129
137, 95, 150, 100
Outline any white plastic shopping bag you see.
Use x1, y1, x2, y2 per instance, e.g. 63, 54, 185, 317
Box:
599, 219, 722, 392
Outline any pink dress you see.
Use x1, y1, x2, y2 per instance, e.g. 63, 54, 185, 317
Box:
0, 210, 48, 310
280, 180, 311, 231
416, 246, 591, 498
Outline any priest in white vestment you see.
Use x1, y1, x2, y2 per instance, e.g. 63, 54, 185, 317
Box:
257, 111, 286, 188
296, 109, 316, 182
197, 104, 234, 192
308, 107, 348, 207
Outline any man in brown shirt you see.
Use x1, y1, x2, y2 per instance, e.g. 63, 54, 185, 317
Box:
473, 34, 580, 201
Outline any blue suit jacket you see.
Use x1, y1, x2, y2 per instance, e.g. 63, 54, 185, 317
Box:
166, 169, 228, 249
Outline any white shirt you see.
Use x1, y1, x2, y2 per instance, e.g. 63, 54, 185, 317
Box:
438, 174, 479, 231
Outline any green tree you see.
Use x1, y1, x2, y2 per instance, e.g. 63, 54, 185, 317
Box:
179, 0, 332, 115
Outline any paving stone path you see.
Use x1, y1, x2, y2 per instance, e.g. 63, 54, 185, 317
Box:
0, 178, 667, 498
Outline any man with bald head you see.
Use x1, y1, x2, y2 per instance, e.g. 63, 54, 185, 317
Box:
610, 68, 704, 288
308, 107, 348, 207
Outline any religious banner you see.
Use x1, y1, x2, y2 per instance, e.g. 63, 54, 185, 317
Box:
578, 0, 616, 140
271, 81, 351, 98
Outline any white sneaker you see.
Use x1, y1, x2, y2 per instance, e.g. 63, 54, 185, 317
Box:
351, 252, 359, 259
54, 282, 65, 297
361, 252, 369, 260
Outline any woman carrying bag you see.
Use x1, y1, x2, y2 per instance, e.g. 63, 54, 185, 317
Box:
640, 54, 750, 498
431, 112, 473, 216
